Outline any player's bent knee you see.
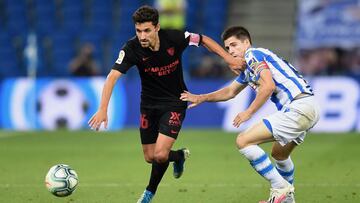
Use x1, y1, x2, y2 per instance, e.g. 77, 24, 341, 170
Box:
271, 151, 289, 161
154, 152, 169, 163
144, 157, 154, 163
144, 154, 155, 163
236, 133, 249, 149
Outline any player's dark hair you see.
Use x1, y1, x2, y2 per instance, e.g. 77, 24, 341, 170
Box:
221, 26, 252, 45
132, 5, 159, 25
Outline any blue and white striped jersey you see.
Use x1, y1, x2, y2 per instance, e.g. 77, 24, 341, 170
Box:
236, 47, 313, 111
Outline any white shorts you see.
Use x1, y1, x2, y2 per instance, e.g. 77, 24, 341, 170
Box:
263, 96, 320, 146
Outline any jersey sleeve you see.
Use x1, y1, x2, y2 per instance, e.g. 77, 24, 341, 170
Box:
166, 29, 202, 51
184, 31, 202, 47
112, 43, 136, 74
245, 49, 269, 81
235, 72, 248, 84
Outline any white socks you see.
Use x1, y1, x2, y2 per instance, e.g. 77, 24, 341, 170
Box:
239, 145, 287, 189
274, 157, 294, 184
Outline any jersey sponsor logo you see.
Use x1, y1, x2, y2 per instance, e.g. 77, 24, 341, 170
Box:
144, 59, 180, 76
116, 50, 125, 64
169, 112, 181, 126
167, 47, 175, 56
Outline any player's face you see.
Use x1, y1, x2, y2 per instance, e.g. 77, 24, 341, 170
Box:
135, 22, 160, 48
224, 36, 251, 60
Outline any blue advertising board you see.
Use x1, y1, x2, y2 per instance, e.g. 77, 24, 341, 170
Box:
0, 77, 126, 130
0, 77, 359, 132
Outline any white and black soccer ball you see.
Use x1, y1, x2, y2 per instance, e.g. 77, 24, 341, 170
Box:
45, 164, 79, 197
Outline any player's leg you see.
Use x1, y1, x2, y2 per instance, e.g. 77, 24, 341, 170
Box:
139, 107, 159, 163
158, 108, 189, 179
236, 121, 290, 189
138, 107, 187, 203
138, 142, 164, 203
155, 133, 186, 164
137, 107, 159, 203
142, 144, 156, 163
141, 133, 186, 202
144, 133, 175, 196
272, 142, 297, 185
137, 143, 157, 203
257, 95, 320, 203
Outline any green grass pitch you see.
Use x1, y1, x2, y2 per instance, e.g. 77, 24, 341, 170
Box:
0, 130, 359, 203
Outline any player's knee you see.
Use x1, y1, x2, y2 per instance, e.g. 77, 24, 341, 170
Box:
154, 151, 169, 163
271, 151, 289, 160
144, 154, 154, 163
236, 133, 249, 149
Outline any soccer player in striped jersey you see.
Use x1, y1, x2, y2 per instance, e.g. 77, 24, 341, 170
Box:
180, 26, 320, 203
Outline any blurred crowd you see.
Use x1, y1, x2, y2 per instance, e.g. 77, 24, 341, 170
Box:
296, 47, 360, 76
295, 0, 360, 77
0, 0, 232, 80
3, 0, 360, 79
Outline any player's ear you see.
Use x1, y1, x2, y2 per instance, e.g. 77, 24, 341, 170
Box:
245, 39, 251, 46
155, 23, 160, 32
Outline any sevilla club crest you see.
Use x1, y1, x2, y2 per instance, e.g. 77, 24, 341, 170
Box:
167, 47, 175, 56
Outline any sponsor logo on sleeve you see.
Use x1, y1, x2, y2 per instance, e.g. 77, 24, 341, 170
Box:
245, 51, 256, 69
116, 50, 125, 64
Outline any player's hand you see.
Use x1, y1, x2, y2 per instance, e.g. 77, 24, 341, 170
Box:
233, 110, 253, 128
88, 109, 108, 131
180, 90, 203, 109
227, 56, 245, 75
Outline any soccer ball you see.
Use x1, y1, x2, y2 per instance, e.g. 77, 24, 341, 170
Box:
45, 164, 79, 197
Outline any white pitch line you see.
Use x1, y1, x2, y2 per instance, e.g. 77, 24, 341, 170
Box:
0, 131, 27, 139
0, 183, 359, 188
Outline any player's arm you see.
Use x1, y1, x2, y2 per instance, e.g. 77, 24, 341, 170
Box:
232, 63, 275, 127
201, 35, 245, 74
180, 81, 246, 108
88, 69, 122, 131
99, 70, 122, 112
247, 64, 275, 114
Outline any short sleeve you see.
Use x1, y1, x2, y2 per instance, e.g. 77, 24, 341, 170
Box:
184, 31, 202, 47
165, 29, 202, 51
235, 72, 248, 84
112, 43, 136, 74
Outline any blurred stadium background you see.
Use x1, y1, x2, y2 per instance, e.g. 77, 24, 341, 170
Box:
1, 0, 359, 132
0, 0, 360, 202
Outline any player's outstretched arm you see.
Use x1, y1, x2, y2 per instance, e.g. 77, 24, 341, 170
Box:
232, 69, 275, 127
180, 81, 246, 108
180, 91, 204, 108
88, 70, 122, 131
201, 35, 245, 74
